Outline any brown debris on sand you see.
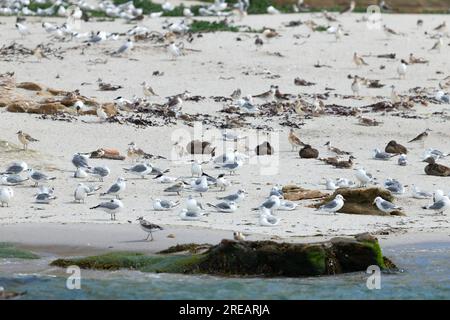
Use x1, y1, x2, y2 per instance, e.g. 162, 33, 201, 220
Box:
315, 188, 405, 216
282, 185, 328, 201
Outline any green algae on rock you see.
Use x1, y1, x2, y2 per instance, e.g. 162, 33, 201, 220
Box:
0, 243, 40, 260
50, 234, 396, 277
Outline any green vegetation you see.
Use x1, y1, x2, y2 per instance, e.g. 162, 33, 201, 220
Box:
189, 20, 240, 33
50, 251, 206, 273
0, 243, 40, 260
361, 240, 386, 269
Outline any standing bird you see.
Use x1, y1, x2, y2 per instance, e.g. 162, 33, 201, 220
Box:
113, 39, 133, 56
26, 169, 56, 187
96, 107, 108, 122
72, 153, 90, 169
429, 37, 444, 52
88, 165, 111, 182
390, 85, 401, 104
353, 52, 368, 67
373, 197, 401, 214
422, 196, 450, 215
317, 194, 345, 214
354, 168, 374, 187
397, 59, 408, 79
191, 160, 203, 177
351, 76, 361, 96
288, 128, 304, 151
17, 131, 38, 150
141, 81, 158, 97
0, 187, 14, 207
15, 23, 30, 37
101, 177, 126, 199
164, 181, 185, 195
74, 183, 96, 203
408, 129, 431, 144
90, 199, 124, 220
123, 163, 153, 179
168, 42, 182, 59
137, 217, 163, 241
190, 176, 209, 196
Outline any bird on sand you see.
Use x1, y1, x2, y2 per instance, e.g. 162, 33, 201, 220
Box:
137, 217, 163, 241
90, 199, 123, 220
373, 196, 401, 214
385, 140, 407, 154
408, 129, 431, 143
17, 131, 38, 150
101, 177, 126, 199
423, 157, 450, 177
317, 194, 344, 214
353, 52, 368, 67
288, 128, 304, 151
422, 196, 450, 215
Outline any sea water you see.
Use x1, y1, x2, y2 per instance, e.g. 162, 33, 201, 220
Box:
0, 241, 448, 299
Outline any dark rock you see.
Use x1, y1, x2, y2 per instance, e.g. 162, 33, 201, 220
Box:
299, 145, 319, 158
255, 141, 274, 155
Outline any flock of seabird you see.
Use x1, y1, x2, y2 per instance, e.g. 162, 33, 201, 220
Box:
0, 0, 450, 243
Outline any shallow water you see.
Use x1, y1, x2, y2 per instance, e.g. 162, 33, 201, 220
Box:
0, 242, 449, 299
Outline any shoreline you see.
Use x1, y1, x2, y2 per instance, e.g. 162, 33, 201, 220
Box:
0, 222, 448, 257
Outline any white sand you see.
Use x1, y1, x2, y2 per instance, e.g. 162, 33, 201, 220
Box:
0, 13, 449, 251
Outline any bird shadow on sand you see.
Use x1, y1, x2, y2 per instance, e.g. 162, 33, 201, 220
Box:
119, 239, 152, 244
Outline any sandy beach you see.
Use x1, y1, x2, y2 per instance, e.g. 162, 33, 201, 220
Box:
0, 12, 449, 254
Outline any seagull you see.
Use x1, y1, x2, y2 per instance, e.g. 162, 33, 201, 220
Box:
114, 39, 133, 56
279, 200, 298, 211
90, 199, 124, 220
383, 25, 399, 36
74, 168, 88, 179
137, 217, 163, 240
15, 23, 30, 37
2, 161, 28, 175
42, 22, 58, 33
168, 42, 182, 60
219, 159, 243, 175
324, 141, 352, 156
74, 183, 96, 203
384, 179, 405, 194
72, 153, 90, 169
207, 201, 237, 213
152, 198, 180, 211
373, 196, 401, 214
179, 208, 202, 221
191, 160, 203, 177
123, 163, 153, 179
183, 7, 194, 18
35, 190, 57, 204
26, 169, 56, 187
153, 173, 177, 184
101, 177, 126, 199
422, 196, 450, 215
373, 148, 396, 160
17, 131, 38, 150
88, 165, 111, 182
0, 187, 14, 207
398, 154, 408, 166
412, 185, 433, 199
258, 195, 281, 214
217, 189, 246, 203
397, 59, 408, 79
186, 195, 205, 213
433, 21, 447, 32
354, 168, 374, 187
325, 178, 338, 191
1, 174, 28, 186
190, 176, 209, 196
317, 194, 344, 214
336, 178, 355, 188
259, 207, 280, 226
